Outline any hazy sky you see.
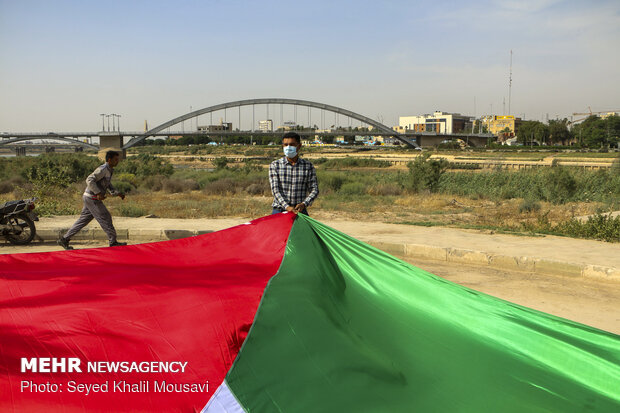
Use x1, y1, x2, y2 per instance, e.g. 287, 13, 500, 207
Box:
1, 0, 618, 132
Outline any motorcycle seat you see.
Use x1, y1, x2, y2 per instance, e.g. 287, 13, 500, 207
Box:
0, 200, 24, 214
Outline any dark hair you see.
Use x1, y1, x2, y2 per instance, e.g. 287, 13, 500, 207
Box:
105, 150, 120, 161
282, 131, 301, 144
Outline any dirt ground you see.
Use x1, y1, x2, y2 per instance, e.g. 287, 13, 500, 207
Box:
403, 257, 620, 335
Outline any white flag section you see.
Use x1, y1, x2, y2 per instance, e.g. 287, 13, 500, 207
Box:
202, 381, 244, 413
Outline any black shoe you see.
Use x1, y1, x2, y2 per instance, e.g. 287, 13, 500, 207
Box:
57, 237, 74, 250
109, 241, 127, 247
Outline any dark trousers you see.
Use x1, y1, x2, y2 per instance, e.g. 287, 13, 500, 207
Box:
272, 207, 309, 216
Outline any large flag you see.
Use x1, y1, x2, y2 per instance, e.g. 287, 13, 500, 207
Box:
1, 213, 619, 412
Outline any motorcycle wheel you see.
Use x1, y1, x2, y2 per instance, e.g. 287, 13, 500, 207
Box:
4, 214, 36, 245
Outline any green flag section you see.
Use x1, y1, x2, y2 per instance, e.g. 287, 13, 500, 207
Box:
205, 214, 620, 412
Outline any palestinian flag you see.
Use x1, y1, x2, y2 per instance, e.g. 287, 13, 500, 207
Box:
1, 213, 619, 412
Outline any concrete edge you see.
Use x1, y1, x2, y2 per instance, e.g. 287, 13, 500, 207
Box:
31, 228, 619, 281
36, 228, 214, 242
368, 242, 620, 282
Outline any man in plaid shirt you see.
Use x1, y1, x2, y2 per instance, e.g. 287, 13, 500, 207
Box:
269, 132, 319, 215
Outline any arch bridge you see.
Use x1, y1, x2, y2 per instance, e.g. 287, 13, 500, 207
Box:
123, 98, 420, 149
0, 135, 98, 150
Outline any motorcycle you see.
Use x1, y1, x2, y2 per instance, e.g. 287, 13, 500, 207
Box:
0, 198, 39, 245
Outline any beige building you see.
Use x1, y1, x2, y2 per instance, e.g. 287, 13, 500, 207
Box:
399, 111, 472, 134
198, 118, 232, 132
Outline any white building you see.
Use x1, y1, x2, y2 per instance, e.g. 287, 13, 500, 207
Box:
259, 120, 273, 132
399, 111, 472, 134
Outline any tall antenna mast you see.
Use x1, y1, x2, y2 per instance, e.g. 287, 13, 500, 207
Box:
508, 50, 513, 115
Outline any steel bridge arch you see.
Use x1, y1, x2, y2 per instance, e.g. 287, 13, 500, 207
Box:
0, 136, 98, 150
123, 98, 419, 149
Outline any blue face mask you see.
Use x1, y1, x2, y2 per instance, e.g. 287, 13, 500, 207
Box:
283, 145, 297, 158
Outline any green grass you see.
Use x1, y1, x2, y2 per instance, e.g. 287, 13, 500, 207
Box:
397, 214, 619, 242
437, 167, 620, 204
395, 221, 443, 227
554, 153, 620, 158
395, 221, 548, 237
118, 204, 148, 217
319, 157, 391, 169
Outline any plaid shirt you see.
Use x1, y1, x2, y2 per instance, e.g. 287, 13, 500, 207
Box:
269, 157, 319, 209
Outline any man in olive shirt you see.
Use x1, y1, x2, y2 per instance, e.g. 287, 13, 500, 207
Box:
58, 151, 126, 250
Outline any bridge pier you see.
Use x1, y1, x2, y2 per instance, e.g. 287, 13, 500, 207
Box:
98, 133, 125, 159
406, 134, 493, 148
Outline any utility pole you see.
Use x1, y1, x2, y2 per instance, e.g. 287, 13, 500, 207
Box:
508, 50, 513, 115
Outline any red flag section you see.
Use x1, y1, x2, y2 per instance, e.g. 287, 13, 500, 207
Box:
0, 213, 296, 412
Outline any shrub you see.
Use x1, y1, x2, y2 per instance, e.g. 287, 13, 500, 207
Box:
0, 181, 12, 194
118, 204, 147, 217
203, 178, 239, 195
367, 183, 402, 196
518, 199, 541, 213
113, 181, 134, 194
447, 163, 482, 170
117, 154, 173, 177
245, 182, 270, 195
320, 173, 346, 192
0, 176, 25, 194
339, 182, 367, 195
612, 158, 620, 175
20, 183, 79, 216
240, 161, 262, 173
114, 173, 137, 194
556, 214, 620, 242
322, 157, 390, 169
18, 154, 100, 189
407, 154, 448, 192
543, 167, 577, 203
162, 178, 200, 193
115, 173, 138, 186
140, 175, 166, 191
34, 199, 79, 216
213, 157, 228, 169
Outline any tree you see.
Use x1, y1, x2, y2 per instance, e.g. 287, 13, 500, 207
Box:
572, 115, 620, 148
517, 120, 548, 145
548, 119, 572, 145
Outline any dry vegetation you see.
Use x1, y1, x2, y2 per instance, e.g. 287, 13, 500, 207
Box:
1, 149, 618, 241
